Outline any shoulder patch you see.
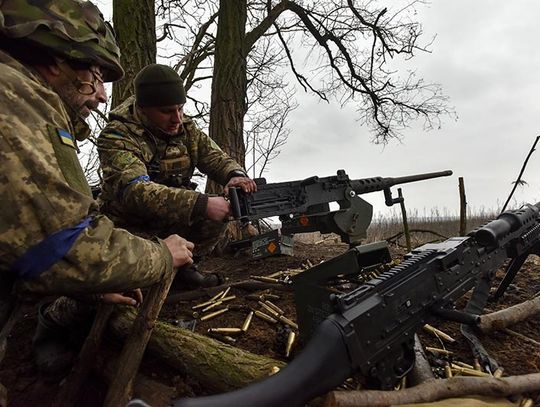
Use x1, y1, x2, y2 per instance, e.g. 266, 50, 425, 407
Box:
56, 128, 76, 149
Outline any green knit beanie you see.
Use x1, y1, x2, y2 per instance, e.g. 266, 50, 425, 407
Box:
134, 64, 186, 107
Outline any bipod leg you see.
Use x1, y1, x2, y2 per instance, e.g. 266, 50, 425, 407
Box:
53, 303, 114, 407
104, 269, 177, 407
491, 253, 528, 301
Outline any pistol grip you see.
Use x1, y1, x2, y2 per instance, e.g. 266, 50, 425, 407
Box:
229, 187, 243, 219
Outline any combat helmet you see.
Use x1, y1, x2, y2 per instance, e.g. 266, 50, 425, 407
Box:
0, 0, 124, 82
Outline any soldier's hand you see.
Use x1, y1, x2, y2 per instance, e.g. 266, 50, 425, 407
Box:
224, 176, 257, 195
102, 289, 143, 306
163, 234, 195, 268
206, 196, 231, 222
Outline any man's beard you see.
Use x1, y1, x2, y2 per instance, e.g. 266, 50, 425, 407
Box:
54, 81, 96, 121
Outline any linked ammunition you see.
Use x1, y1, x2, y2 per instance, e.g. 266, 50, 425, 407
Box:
423, 324, 456, 343
254, 310, 278, 324
200, 307, 229, 321
242, 311, 254, 332
285, 331, 296, 358
207, 328, 243, 335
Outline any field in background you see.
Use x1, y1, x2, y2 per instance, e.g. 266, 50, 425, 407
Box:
294, 207, 499, 248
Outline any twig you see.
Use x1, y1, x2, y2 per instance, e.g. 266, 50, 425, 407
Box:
503, 328, 540, 347
501, 135, 540, 214
324, 372, 540, 406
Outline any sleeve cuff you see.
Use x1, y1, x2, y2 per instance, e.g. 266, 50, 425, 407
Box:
226, 169, 248, 182
191, 193, 209, 220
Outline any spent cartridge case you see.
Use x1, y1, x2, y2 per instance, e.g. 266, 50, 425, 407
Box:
219, 287, 231, 300
451, 366, 490, 377
192, 298, 217, 310
250, 275, 280, 283
425, 347, 453, 356
254, 310, 278, 324
219, 295, 236, 303
207, 328, 243, 335
473, 358, 482, 371
423, 324, 456, 343
209, 289, 225, 303
242, 311, 254, 332
264, 300, 284, 315
444, 364, 453, 378
278, 315, 298, 330
262, 294, 281, 301
453, 361, 474, 370
493, 368, 504, 378
520, 399, 533, 407
258, 301, 281, 318
200, 307, 229, 321
202, 300, 223, 313
285, 331, 296, 358
267, 271, 284, 278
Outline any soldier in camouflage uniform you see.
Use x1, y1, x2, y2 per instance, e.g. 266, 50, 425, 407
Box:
0, 1, 194, 374
97, 64, 257, 262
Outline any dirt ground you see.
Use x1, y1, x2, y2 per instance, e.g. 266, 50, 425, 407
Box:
1, 238, 539, 406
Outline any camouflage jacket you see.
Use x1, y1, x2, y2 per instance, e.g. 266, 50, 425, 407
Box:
0, 51, 172, 298
97, 96, 244, 227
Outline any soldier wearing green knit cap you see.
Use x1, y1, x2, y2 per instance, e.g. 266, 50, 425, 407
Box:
97, 64, 257, 270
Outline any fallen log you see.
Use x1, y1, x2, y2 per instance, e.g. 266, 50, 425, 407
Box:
108, 307, 286, 392
478, 295, 540, 333
324, 373, 540, 407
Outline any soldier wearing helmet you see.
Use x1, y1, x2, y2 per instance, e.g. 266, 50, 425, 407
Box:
0, 0, 194, 375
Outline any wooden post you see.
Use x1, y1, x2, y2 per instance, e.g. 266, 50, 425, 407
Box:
104, 270, 176, 407
53, 304, 114, 407
459, 177, 467, 236
398, 188, 411, 251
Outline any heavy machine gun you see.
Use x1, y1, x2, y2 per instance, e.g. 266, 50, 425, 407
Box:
169, 202, 540, 407
229, 169, 452, 245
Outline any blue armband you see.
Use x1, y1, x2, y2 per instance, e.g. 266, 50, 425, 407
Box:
11, 217, 92, 279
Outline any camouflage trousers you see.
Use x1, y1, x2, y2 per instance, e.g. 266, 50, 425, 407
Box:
120, 218, 228, 258
43, 296, 95, 328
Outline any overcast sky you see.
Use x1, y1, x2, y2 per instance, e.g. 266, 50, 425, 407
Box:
97, 1, 540, 218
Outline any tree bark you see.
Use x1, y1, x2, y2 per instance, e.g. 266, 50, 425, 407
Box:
324, 373, 540, 407
112, 0, 156, 108
478, 295, 540, 333
105, 271, 176, 407
108, 307, 285, 392
207, 0, 248, 195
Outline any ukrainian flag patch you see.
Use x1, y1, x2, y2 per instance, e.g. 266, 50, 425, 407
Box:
57, 128, 76, 149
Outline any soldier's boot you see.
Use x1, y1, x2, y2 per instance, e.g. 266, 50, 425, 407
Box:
32, 304, 75, 376
172, 264, 224, 291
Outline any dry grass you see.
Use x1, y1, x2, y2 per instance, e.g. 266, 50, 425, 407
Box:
293, 207, 499, 248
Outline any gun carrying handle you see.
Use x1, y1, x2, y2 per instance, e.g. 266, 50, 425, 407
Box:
228, 187, 243, 219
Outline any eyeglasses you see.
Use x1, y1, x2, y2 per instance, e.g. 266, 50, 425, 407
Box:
56, 60, 104, 95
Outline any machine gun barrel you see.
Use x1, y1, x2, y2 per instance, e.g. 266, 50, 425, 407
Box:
350, 170, 453, 206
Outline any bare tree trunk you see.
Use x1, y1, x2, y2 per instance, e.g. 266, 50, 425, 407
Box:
112, 0, 156, 108
108, 307, 286, 392
206, 0, 248, 195
324, 373, 540, 407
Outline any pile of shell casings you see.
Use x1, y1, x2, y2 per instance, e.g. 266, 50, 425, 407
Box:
191, 280, 299, 357
423, 326, 505, 379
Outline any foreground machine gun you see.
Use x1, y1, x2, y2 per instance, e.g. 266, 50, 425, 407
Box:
170, 202, 540, 407
229, 169, 452, 245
